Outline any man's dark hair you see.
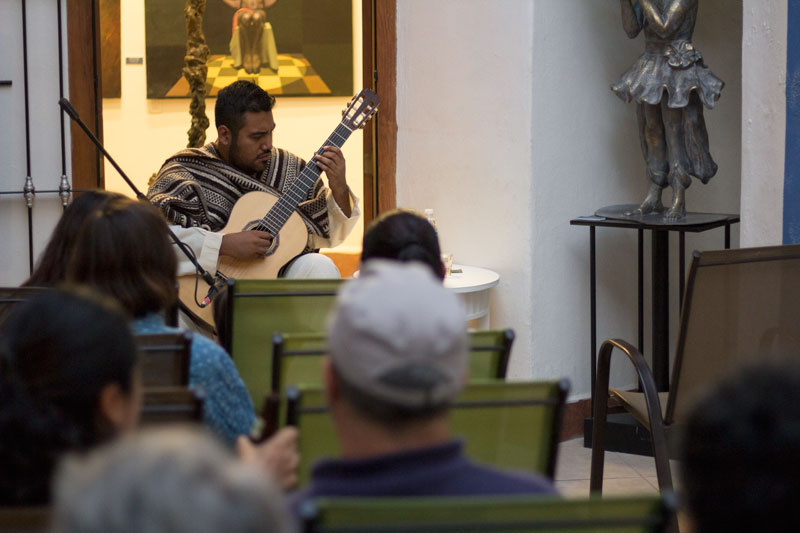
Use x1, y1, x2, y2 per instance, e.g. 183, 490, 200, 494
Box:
332, 365, 449, 429
681, 363, 800, 533
361, 210, 444, 279
215, 81, 276, 135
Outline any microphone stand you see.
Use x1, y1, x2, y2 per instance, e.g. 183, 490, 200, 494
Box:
59, 98, 218, 332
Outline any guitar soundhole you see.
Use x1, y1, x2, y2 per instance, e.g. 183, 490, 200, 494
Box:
265, 234, 279, 257
243, 220, 279, 258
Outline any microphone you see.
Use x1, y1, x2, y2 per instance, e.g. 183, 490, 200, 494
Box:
58, 98, 80, 121
198, 277, 227, 308
59, 96, 222, 322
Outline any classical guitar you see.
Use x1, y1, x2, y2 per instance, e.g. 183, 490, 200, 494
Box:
178, 89, 379, 328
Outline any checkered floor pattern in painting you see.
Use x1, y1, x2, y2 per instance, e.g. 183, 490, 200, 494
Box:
165, 53, 332, 97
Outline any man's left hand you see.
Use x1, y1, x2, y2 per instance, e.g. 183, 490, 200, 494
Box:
315, 146, 351, 217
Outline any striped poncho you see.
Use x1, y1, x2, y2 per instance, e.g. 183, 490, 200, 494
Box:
147, 144, 330, 251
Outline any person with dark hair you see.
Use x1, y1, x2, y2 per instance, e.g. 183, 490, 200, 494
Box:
52, 427, 294, 533
23, 190, 125, 287
361, 209, 445, 279
66, 196, 256, 444
681, 363, 800, 533
292, 261, 555, 509
0, 287, 141, 505
148, 80, 359, 280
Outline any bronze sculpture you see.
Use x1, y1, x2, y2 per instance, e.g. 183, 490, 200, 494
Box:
613, 0, 723, 220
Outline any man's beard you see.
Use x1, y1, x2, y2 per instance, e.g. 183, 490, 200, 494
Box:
229, 137, 268, 176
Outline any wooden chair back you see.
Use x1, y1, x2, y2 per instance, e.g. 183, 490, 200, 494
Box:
134, 332, 192, 387
0, 507, 50, 532
140, 387, 204, 427
0, 287, 49, 326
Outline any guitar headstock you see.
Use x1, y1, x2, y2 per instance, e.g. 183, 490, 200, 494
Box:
341, 89, 380, 130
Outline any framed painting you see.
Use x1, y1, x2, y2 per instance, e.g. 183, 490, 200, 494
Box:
144, 0, 354, 98
100, 0, 121, 98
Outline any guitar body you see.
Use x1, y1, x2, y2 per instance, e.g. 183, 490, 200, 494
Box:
177, 190, 309, 328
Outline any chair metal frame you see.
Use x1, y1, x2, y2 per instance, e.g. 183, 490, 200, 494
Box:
590, 244, 800, 493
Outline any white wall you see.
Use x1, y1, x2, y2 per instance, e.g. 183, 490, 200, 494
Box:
0, 0, 70, 286
740, 1, 787, 247
104, 0, 365, 252
396, 0, 742, 399
396, 0, 536, 380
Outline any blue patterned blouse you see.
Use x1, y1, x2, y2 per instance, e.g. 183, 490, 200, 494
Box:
132, 314, 255, 444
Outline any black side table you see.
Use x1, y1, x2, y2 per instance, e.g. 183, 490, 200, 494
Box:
571, 205, 739, 454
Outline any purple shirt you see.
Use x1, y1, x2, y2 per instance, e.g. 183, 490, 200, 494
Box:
291, 439, 557, 512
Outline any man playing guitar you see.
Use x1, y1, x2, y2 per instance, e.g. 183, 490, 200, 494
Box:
148, 80, 360, 282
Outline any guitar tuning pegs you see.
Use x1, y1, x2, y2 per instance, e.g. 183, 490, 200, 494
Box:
342, 109, 346, 117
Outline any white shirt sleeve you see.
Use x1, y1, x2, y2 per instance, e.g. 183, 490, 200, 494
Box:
307, 187, 361, 250
169, 225, 223, 276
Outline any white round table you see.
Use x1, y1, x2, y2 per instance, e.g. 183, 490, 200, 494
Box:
444, 264, 500, 328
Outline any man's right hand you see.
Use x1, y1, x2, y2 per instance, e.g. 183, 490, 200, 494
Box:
220, 230, 274, 260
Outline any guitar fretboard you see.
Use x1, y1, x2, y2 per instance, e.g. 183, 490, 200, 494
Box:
258, 122, 354, 235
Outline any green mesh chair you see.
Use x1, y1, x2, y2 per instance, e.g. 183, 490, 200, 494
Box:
285, 380, 569, 486
265, 329, 515, 437
467, 328, 514, 379
453, 379, 568, 479
300, 493, 678, 533
271, 328, 515, 399
220, 278, 343, 411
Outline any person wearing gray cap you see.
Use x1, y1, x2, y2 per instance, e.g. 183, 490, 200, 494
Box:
292, 260, 556, 509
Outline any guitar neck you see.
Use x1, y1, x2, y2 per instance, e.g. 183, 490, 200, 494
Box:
261, 122, 354, 234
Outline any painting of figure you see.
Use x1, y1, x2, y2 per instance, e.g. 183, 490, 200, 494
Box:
144, 0, 354, 98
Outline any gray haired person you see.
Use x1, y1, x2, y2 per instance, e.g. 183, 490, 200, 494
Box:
51, 427, 294, 533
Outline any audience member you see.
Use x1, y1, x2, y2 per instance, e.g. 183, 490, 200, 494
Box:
66, 196, 255, 444
51, 427, 293, 533
23, 190, 125, 287
292, 261, 555, 509
0, 287, 141, 505
360, 209, 444, 279
681, 363, 800, 533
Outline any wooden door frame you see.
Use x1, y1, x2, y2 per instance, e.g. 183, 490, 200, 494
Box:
67, 0, 105, 190
68, 0, 395, 207
362, 0, 397, 223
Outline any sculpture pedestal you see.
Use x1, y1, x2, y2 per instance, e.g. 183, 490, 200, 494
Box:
571, 206, 739, 454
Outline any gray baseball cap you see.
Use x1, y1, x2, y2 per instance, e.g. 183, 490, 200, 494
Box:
328, 259, 468, 409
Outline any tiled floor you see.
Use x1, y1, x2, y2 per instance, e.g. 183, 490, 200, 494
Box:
555, 437, 680, 497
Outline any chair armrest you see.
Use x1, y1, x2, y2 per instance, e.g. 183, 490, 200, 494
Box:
595, 339, 662, 421
590, 339, 667, 492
